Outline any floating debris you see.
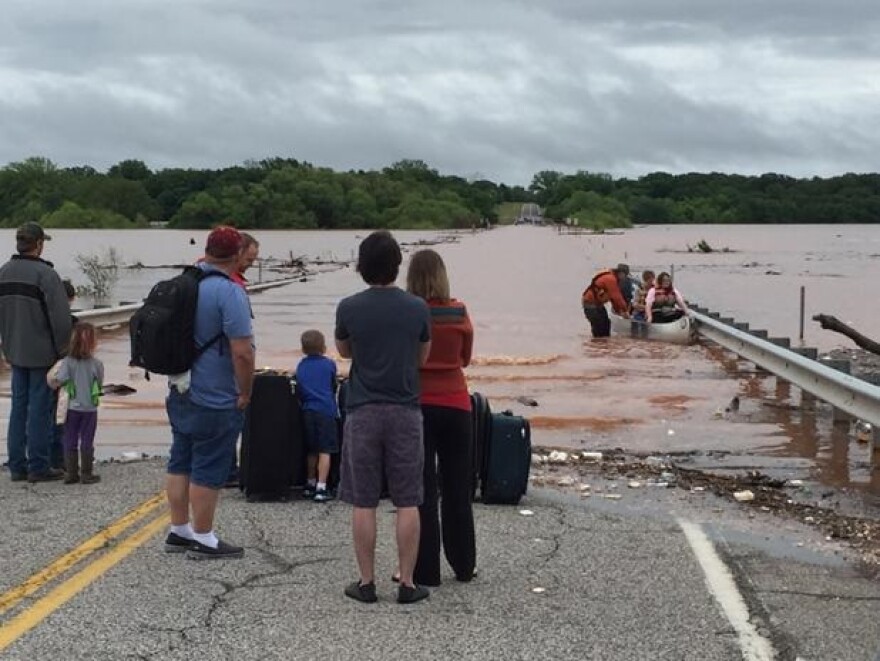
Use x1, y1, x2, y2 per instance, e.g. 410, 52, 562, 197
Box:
557, 477, 575, 487
516, 396, 539, 407
602, 494, 622, 500
519, 509, 535, 517
628, 481, 642, 489
548, 451, 569, 464
787, 479, 804, 487
581, 452, 603, 462
733, 490, 755, 502
531, 587, 546, 594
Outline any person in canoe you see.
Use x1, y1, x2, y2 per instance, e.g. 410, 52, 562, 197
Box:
631, 270, 656, 322
581, 266, 630, 337
645, 271, 688, 323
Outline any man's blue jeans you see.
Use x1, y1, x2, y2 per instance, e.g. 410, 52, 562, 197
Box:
8, 366, 54, 476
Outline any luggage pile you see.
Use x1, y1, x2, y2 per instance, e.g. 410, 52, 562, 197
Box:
239, 373, 531, 506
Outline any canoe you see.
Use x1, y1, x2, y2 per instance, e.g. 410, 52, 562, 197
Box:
608, 308, 695, 345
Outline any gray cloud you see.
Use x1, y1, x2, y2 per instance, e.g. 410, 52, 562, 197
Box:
1, 0, 879, 184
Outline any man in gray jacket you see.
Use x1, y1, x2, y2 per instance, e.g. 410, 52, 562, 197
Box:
0, 223, 72, 482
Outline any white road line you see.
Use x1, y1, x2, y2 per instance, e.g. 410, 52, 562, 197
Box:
678, 519, 777, 661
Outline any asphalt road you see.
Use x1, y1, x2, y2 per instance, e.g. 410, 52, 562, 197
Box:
0, 459, 878, 660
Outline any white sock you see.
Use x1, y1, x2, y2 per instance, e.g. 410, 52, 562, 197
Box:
171, 523, 194, 540
192, 530, 219, 549
316, 481, 327, 491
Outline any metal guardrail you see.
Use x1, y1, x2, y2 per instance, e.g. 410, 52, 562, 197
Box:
73, 276, 304, 329
690, 309, 880, 426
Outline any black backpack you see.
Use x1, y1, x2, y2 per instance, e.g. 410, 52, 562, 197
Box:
129, 266, 229, 375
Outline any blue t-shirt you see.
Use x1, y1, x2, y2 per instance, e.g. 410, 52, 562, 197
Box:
189, 263, 254, 409
295, 355, 338, 419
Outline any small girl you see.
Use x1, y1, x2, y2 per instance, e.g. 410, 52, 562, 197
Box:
48, 322, 104, 484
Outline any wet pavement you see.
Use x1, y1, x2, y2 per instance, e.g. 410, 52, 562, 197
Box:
1, 459, 879, 660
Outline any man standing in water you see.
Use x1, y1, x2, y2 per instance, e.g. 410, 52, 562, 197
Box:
0, 223, 72, 482
581, 265, 630, 338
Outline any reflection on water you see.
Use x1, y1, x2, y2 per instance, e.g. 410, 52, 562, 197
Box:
0, 225, 878, 495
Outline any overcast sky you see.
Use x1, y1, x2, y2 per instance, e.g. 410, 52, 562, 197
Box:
1, 0, 879, 184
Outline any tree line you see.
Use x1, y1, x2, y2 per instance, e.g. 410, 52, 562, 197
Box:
1, 157, 879, 230
0, 157, 526, 230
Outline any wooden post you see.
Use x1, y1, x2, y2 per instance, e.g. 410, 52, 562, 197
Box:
799, 286, 805, 342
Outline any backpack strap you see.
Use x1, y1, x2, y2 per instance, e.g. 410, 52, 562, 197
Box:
190, 267, 232, 359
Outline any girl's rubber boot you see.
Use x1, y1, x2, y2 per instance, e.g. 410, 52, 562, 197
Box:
64, 452, 79, 484
80, 449, 101, 484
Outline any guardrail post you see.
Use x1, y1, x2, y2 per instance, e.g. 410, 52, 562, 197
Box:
719, 317, 735, 325
820, 359, 853, 424
769, 337, 791, 349
750, 329, 769, 339
733, 322, 749, 332
794, 347, 819, 408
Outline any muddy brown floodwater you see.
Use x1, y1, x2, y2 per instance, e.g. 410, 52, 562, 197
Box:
1, 224, 879, 497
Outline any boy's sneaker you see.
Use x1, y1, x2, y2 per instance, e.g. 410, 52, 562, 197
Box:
344, 581, 377, 603
397, 584, 430, 604
164, 532, 194, 554
313, 488, 334, 502
185, 539, 244, 560
302, 484, 316, 499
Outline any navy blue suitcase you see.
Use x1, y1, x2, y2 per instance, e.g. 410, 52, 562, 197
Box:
482, 411, 531, 505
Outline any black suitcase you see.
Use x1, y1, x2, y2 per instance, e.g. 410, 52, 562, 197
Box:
240, 373, 306, 501
482, 411, 531, 505
470, 392, 492, 500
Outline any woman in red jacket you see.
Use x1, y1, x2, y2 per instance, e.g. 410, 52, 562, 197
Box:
405, 249, 476, 585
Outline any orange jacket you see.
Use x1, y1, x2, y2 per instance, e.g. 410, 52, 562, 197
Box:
581, 270, 628, 313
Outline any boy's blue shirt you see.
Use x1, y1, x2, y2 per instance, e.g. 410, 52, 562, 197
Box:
295, 355, 338, 419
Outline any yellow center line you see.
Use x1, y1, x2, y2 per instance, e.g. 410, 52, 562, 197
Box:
0, 511, 171, 652
0, 492, 166, 617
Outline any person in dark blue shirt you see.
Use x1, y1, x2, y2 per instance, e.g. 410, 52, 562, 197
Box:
295, 330, 339, 502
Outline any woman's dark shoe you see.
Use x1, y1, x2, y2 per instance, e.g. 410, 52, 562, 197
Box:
344, 581, 377, 603
397, 584, 430, 604
456, 567, 478, 582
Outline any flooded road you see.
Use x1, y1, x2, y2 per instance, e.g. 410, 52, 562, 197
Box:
1, 224, 879, 496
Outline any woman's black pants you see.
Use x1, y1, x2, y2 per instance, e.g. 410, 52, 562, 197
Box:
414, 405, 477, 585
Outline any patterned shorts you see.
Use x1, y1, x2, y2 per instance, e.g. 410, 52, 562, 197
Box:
338, 403, 424, 508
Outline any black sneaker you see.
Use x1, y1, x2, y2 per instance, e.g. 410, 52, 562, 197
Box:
185, 539, 244, 560
302, 485, 316, 499
344, 581, 378, 603
10, 472, 27, 482
313, 488, 334, 502
397, 584, 430, 604
27, 468, 64, 483
164, 532, 194, 554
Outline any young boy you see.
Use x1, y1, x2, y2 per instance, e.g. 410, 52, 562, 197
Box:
295, 330, 339, 502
